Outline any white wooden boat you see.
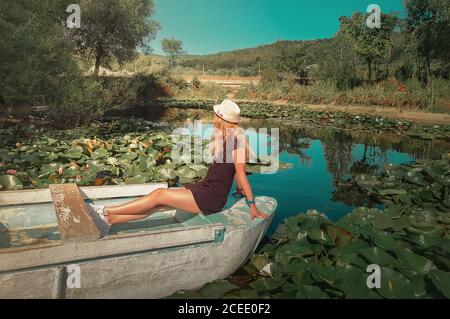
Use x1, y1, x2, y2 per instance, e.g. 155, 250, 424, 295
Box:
0, 183, 277, 299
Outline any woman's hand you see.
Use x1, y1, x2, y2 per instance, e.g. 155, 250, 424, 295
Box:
250, 205, 269, 221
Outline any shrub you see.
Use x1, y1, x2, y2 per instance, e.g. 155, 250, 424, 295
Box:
192, 76, 201, 90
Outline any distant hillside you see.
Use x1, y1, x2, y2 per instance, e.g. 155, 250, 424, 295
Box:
178, 39, 335, 72
121, 34, 408, 80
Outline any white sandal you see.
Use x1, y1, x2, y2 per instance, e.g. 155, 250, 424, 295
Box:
86, 204, 111, 237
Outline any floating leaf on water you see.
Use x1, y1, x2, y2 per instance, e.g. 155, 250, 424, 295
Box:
371, 215, 395, 230
125, 174, 148, 185
223, 289, 260, 299
275, 243, 316, 265
307, 228, 331, 245
199, 280, 239, 299
334, 265, 381, 299
250, 255, 271, 273
249, 277, 284, 294
295, 285, 329, 299
359, 247, 396, 266
329, 239, 370, 257
378, 189, 408, 196
427, 269, 450, 298
85, 160, 106, 174
334, 254, 368, 270
372, 230, 399, 251
91, 148, 109, 159
137, 153, 155, 169
322, 224, 353, 248
120, 152, 138, 161
0, 175, 23, 190
410, 234, 450, 252
394, 248, 436, 276
177, 165, 199, 184
40, 162, 65, 175
66, 146, 84, 159
378, 267, 415, 299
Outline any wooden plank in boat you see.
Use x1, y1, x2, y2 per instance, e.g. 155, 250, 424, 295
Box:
0, 223, 225, 273
0, 183, 168, 206
49, 184, 100, 243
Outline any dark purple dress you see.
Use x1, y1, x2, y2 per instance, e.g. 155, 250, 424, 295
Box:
185, 137, 238, 215
185, 162, 236, 215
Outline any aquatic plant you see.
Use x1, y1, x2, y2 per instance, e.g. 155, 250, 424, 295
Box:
160, 99, 450, 141
170, 158, 450, 299
0, 119, 288, 190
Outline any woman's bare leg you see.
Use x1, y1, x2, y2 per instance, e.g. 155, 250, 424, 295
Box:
107, 206, 181, 225
105, 188, 201, 225
108, 214, 149, 225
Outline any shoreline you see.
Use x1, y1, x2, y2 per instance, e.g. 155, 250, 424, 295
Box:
230, 98, 450, 126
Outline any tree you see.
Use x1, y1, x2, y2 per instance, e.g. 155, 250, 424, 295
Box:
70, 0, 160, 76
161, 38, 184, 67
319, 33, 359, 89
339, 12, 398, 82
404, 0, 450, 85
273, 44, 308, 80
0, 0, 79, 106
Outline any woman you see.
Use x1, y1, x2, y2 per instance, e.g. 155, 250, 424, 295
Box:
88, 99, 269, 236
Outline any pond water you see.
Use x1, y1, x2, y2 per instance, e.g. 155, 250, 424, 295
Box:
183, 119, 449, 233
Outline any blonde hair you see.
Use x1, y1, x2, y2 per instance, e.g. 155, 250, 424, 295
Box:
210, 115, 250, 163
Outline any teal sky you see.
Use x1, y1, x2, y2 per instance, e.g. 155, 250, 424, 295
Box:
152, 0, 404, 55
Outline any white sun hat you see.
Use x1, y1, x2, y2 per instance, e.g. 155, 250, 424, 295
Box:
213, 99, 241, 124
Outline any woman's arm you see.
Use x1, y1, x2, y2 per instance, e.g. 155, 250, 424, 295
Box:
233, 174, 245, 196
233, 148, 269, 221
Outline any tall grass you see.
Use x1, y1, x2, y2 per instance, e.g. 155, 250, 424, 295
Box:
235, 78, 450, 111
171, 81, 229, 101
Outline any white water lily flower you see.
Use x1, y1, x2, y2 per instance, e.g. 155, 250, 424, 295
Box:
260, 263, 273, 278
107, 157, 120, 166
297, 231, 308, 241
129, 143, 138, 149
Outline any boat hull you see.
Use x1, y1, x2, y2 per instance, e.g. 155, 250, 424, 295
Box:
0, 195, 276, 299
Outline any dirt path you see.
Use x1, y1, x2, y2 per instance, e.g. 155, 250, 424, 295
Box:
234, 99, 450, 125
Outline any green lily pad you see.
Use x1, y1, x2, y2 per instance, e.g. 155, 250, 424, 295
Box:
223, 289, 260, 299
329, 239, 370, 256
308, 228, 331, 245
372, 231, 399, 251
125, 174, 148, 184
378, 267, 415, 299
138, 156, 156, 172
394, 248, 436, 276
0, 174, 23, 190
177, 165, 199, 184
295, 285, 329, 299
427, 269, 450, 298
91, 148, 109, 159
359, 247, 396, 266
322, 224, 353, 248
200, 280, 239, 299
40, 162, 64, 175
378, 189, 408, 196
85, 160, 106, 174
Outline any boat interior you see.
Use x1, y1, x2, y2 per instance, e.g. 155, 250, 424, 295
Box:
0, 184, 217, 249
0, 183, 273, 250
